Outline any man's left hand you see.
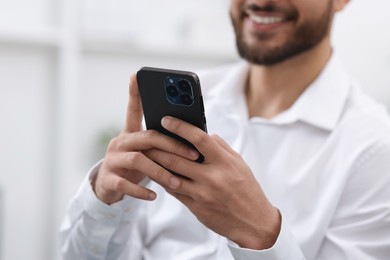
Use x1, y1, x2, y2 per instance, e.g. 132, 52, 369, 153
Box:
144, 116, 281, 250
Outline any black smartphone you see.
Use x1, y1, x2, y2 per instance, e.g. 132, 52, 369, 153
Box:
136, 66, 207, 163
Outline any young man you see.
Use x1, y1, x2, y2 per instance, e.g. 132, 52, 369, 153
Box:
60, 0, 390, 259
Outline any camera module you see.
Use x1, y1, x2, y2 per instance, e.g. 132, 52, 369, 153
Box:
164, 76, 194, 106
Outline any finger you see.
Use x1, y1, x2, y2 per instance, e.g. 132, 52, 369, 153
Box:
143, 149, 200, 181
211, 134, 238, 156
125, 73, 143, 133
143, 149, 204, 197
109, 174, 156, 201
116, 151, 185, 191
116, 130, 199, 161
161, 116, 221, 161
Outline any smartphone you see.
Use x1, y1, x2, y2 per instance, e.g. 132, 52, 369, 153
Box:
136, 66, 207, 163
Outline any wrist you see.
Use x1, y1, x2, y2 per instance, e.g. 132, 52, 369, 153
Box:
233, 207, 281, 250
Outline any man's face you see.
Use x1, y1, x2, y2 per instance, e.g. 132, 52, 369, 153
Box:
230, 0, 335, 65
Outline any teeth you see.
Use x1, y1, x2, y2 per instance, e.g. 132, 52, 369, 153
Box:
249, 14, 284, 25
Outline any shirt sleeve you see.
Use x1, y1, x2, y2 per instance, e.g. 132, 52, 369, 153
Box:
59, 160, 149, 260
227, 212, 306, 260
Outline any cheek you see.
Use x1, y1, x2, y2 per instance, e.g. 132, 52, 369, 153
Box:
332, 0, 348, 12
230, 0, 244, 17
296, 1, 332, 23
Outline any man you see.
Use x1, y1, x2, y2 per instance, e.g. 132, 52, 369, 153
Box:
60, 0, 390, 259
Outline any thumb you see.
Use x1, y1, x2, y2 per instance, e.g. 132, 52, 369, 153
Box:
125, 73, 144, 133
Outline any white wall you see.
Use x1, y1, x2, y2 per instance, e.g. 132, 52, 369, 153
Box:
0, 45, 56, 260
333, 0, 390, 106
0, 1, 389, 260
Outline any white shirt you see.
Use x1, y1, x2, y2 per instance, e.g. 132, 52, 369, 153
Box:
60, 54, 390, 260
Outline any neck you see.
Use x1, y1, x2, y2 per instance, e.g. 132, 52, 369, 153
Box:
246, 37, 332, 119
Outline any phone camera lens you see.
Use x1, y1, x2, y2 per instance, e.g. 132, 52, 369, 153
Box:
178, 80, 191, 93
167, 85, 179, 96
180, 94, 193, 105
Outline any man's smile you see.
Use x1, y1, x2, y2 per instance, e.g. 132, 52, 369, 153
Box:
247, 13, 285, 25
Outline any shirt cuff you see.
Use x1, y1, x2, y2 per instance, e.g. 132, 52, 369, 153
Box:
227, 213, 305, 260
79, 160, 149, 223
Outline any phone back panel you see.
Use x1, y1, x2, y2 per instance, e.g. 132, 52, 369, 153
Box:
137, 67, 207, 141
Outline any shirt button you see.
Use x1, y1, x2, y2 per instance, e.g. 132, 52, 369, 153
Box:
106, 213, 115, 219
92, 246, 101, 254
125, 207, 132, 213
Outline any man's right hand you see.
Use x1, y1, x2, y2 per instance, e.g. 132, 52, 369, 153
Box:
93, 74, 199, 204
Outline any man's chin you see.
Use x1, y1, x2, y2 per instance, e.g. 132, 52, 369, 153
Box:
236, 43, 290, 66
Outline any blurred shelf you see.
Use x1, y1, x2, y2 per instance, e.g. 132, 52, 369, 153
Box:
0, 27, 60, 48
0, 27, 240, 62
81, 32, 239, 62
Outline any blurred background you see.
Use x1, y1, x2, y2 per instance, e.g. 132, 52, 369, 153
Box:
0, 0, 389, 259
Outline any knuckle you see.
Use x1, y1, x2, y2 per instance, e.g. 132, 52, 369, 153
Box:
192, 132, 208, 145
213, 178, 228, 193
107, 136, 120, 151
203, 168, 219, 182
112, 177, 126, 192
126, 152, 142, 166
155, 166, 168, 181
203, 170, 228, 193
210, 134, 219, 140
144, 129, 158, 139
210, 134, 223, 145
172, 139, 183, 151
211, 171, 226, 186
195, 190, 213, 205
102, 156, 115, 170
111, 134, 129, 151
165, 155, 177, 169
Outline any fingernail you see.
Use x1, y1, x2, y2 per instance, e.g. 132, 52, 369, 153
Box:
148, 192, 156, 201
189, 149, 199, 159
169, 177, 181, 189
161, 116, 172, 128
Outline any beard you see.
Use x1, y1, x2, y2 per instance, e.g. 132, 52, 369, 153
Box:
230, 2, 334, 66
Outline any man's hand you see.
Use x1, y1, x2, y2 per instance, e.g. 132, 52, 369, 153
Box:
93, 74, 199, 204
144, 116, 281, 250
93, 74, 280, 249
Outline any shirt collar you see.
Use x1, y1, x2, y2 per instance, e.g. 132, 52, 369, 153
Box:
287, 53, 351, 131
214, 53, 351, 131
